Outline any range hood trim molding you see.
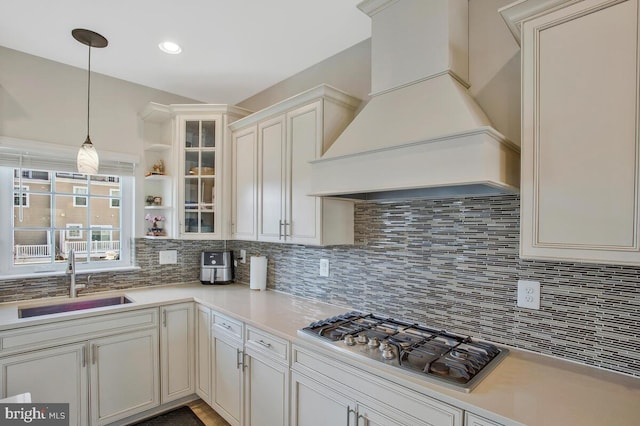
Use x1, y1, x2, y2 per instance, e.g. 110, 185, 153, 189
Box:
370, 70, 470, 98
310, 126, 519, 165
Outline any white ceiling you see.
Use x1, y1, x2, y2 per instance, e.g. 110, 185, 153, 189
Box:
0, 0, 371, 104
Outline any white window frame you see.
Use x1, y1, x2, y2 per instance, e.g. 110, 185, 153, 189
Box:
13, 185, 29, 208
0, 168, 135, 278
110, 188, 120, 208
66, 223, 83, 240
73, 186, 88, 207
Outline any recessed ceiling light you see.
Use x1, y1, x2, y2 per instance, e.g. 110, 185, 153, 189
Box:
159, 41, 182, 54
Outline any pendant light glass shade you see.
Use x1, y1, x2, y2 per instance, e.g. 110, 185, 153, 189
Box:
77, 136, 99, 174
72, 28, 108, 175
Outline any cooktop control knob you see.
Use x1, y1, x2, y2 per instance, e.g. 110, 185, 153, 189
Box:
368, 337, 380, 348
356, 334, 368, 344
382, 347, 395, 360
344, 335, 356, 346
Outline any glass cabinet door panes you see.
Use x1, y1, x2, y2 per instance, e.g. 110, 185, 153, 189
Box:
182, 118, 217, 235
202, 121, 215, 147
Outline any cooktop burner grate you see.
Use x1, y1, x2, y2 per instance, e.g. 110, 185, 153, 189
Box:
300, 311, 509, 392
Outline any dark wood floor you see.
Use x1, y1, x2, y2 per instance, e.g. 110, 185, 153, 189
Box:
187, 399, 231, 426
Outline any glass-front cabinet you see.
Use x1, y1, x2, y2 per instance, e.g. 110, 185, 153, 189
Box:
181, 117, 219, 237
139, 102, 251, 240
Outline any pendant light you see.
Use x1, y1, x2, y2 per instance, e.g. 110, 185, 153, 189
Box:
72, 28, 108, 175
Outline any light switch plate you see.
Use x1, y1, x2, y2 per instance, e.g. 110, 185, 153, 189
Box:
159, 250, 177, 265
517, 280, 540, 309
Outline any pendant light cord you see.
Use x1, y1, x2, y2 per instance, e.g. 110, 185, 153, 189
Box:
86, 44, 91, 140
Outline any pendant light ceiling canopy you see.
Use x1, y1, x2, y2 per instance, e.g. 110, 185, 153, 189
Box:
73, 28, 108, 175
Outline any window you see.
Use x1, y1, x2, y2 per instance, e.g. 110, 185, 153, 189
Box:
2, 166, 134, 276
66, 224, 83, 240
13, 185, 29, 208
73, 186, 88, 207
110, 189, 120, 208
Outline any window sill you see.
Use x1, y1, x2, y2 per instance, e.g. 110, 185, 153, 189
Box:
0, 266, 141, 281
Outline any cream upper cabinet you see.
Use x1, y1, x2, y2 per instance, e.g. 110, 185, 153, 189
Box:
139, 103, 250, 240
231, 125, 258, 241
229, 85, 361, 246
512, 0, 640, 264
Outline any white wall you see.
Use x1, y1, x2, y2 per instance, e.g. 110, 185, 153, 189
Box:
0, 45, 197, 155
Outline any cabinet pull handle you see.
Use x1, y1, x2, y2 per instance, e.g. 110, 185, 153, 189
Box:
243, 352, 249, 370
92, 344, 97, 365
358, 413, 368, 426
347, 407, 356, 426
220, 322, 231, 330
284, 221, 290, 238
256, 340, 272, 349
236, 348, 244, 369
278, 220, 284, 240
163, 310, 167, 327
81, 345, 86, 368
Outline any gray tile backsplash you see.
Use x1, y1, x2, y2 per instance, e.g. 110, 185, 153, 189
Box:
1, 194, 639, 378
229, 195, 640, 378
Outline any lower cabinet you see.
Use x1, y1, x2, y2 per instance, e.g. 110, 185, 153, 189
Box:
292, 344, 463, 426
0, 343, 88, 425
291, 371, 430, 426
212, 331, 243, 426
160, 302, 195, 403
244, 327, 290, 426
0, 327, 159, 426
195, 304, 212, 405
90, 328, 160, 425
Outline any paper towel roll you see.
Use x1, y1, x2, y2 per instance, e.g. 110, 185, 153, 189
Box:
250, 255, 267, 291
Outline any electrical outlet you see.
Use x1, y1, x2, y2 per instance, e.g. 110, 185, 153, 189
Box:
517, 280, 540, 309
319, 259, 330, 277
159, 250, 177, 265
240, 249, 247, 264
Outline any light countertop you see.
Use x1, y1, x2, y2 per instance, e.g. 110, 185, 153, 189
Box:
0, 282, 638, 426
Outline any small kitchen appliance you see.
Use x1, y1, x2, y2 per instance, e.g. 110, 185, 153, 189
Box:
200, 251, 234, 284
299, 312, 508, 392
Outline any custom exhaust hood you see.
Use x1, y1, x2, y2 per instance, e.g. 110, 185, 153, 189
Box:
309, 0, 520, 200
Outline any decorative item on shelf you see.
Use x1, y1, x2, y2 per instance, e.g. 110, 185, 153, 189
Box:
145, 196, 155, 206
145, 214, 166, 237
145, 160, 166, 177
153, 196, 162, 206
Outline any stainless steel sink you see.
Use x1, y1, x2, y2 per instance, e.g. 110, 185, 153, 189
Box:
18, 296, 133, 318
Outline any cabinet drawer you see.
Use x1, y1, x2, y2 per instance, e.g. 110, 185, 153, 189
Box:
245, 326, 289, 364
465, 412, 503, 426
0, 308, 158, 356
293, 344, 463, 426
212, 312, 243, 340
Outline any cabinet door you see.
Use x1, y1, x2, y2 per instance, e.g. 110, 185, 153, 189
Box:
195, 304, 212, 405
286, 101, 323, 245
231, 125, 258, 240
291, 371, 355, 426
245, 352, 289, 426
258, 115, 286, 242
521, 0, 640, 264
0, 343, 88, 426
90, 328, 160, 425
160, 302, 195, 403
212, 334, 243, 426
179, 115, 222, 239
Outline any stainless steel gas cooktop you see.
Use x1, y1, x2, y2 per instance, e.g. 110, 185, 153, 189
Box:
299, 311, 509, 392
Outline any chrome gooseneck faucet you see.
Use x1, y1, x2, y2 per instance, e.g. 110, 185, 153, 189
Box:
67, 249, 86, 298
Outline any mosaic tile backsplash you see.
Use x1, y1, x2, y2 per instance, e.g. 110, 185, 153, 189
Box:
1, 194, 638, 378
